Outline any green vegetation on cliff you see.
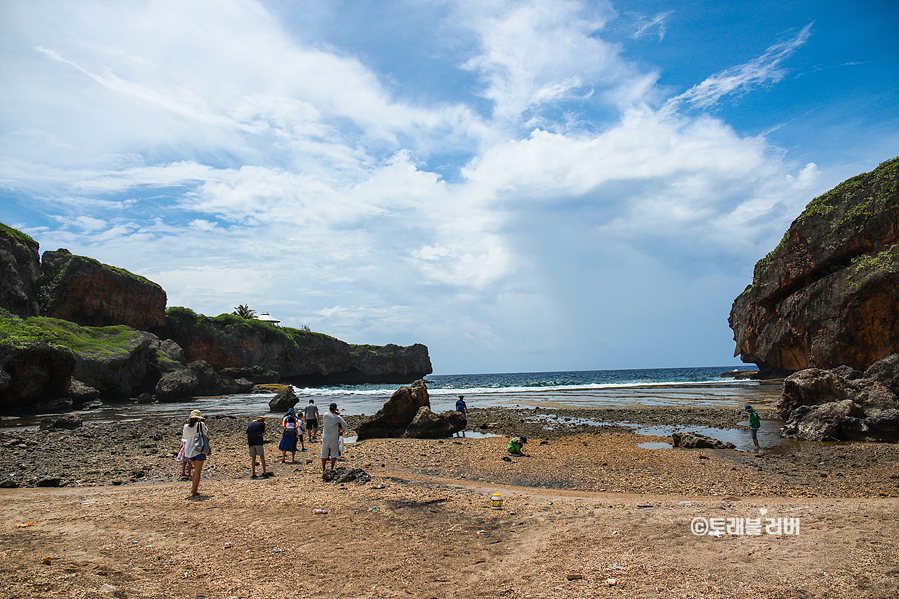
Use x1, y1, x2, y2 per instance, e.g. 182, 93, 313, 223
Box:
0, 311, 67, 349
0, 311, 142, 357
800, 157, 899, 227
0, 223, 38, 247
166, 307, 339, 344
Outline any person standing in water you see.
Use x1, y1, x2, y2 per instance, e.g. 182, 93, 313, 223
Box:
745, 405, 761, 452
455, 395, 467, 437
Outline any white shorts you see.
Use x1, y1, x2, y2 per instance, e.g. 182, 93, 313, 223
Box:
321, 441, 340, 459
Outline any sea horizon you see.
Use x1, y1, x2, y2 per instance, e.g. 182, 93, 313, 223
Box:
5, 364, 773, 430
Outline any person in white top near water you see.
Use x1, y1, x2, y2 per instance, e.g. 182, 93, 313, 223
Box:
320, 402, 348, 473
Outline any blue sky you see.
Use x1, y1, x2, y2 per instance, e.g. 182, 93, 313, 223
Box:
1, 0, 897, 374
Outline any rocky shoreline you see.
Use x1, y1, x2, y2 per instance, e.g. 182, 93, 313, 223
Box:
2, 403, 898, 599
2, 405, 896, 498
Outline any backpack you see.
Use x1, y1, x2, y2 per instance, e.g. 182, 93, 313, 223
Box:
284, 417, 298, 437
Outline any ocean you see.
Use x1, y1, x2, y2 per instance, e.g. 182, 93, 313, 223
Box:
21, 365, 775, 426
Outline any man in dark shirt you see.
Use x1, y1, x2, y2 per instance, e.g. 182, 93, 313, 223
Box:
246, 416, 271, 478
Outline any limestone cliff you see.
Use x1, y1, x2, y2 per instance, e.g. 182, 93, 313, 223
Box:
0, 224, 41, 318
159, 308, 433, 385
40, 249, 167, 331
729, 158, 899, 374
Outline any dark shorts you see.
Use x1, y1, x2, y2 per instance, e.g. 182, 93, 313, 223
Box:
188, 453, 207, 462
306, 419, 318, 428
750, 428, 759, 439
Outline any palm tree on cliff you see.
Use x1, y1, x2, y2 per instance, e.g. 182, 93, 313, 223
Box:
233, 304, 257, 319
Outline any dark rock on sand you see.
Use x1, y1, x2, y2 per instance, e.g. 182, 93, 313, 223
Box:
35, 477, 62, 487
671, 431, 736, 449
404, 406, 466, 439
356, 380, 430, 440
729, 157, 899, 374
67, 378, 100, 405
40, 413, 83, 430
269, 385, 299, 411
323, 467, 370, 484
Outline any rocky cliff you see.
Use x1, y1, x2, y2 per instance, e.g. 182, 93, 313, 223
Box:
0, 224, 41, 318
159, 308, 432, 385
729, 158, 899, 375
0, 223, 434, 413
40, 249, 167, 331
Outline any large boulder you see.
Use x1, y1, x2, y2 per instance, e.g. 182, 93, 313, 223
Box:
355, 379, 430, 440
269, 385, 299, 411
777, 368, 851, 418
403, 406, 467, 439
40, 249, 166, 331
729, 158, 899, 375
0, 341, 77, 412
0, 224, 41, 318
777, 354, 899, 441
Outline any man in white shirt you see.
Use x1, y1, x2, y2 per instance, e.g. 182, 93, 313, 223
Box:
321, 402, 348, 473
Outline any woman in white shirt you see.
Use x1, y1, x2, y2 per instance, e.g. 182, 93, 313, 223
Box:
182, 409, 210, 497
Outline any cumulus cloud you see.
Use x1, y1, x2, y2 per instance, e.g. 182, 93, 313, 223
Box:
0, 0, 840, 371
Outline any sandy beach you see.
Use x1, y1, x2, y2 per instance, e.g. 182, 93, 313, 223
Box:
1, 406, 898, 598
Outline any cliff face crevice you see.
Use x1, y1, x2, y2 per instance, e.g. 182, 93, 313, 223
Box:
730, 158, 899, 374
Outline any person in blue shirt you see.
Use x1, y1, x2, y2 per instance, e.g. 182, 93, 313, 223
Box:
455, 395, 467, 437
455, 395, 467, 416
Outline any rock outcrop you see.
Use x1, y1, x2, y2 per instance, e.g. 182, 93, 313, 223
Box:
160, 308, 432, 385
71, 327, 172, 399
403, 406, 467, 439
729, 158, 899, 375
0, 224, 41, 318
777, 354, 899, 441
355, 380, 431, 440
0, 341, 77, 411
0, 224, 433, 412
40, 249, 167, 331
269, 385, 300, 411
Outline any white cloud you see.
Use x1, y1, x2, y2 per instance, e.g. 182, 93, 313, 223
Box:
631, 12, 672, 41
1, 0, 850, 373
668, 23, 813, 109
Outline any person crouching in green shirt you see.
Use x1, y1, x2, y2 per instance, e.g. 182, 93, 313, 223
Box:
507, 435, 527, 456
745, 405, 760, 452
